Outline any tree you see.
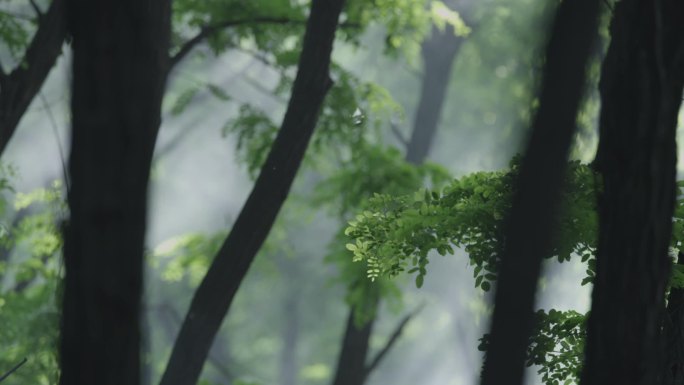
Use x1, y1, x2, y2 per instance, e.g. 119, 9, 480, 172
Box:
58, 1, 170, 384
329, 3, 473, 381
158, 1, 347, 384
580, 0, 684, 383
0, 0, 66, 157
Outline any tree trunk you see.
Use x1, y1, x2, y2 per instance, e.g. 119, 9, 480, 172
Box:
58, 1, 170, 384
405, 25, 464, 164
158, 1, 346, 384
0, 0, 66, 157
479, 1, 599, 384
331, 302, 377, 385
279, 295, 300, 385
580, 1, 684, 383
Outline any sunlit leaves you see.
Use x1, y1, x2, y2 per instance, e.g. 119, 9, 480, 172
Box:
430, 1, 471, 36
0, 177, 63, 385
345, 160, 599, 296
479, 309, 586, 385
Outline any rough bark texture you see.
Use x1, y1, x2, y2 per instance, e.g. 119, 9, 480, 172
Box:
59, 1, 170, 384
0, 0, 66, 157
158, 1, 346, 384
580, 1, 684, 384
479, 1, 599, 384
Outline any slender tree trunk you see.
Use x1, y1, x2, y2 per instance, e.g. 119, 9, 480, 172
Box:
580, 1, 684, 384
405, 26, 464, 164
331, 300, 377, 385
280, 295, 300, 385
479, 1, 599, 384
0, 0, 66, 157
331, 13, 468, 385
58, 1, 170, 384
158, 2, 346, 384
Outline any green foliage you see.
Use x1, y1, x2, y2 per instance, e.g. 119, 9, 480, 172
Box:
313, 143, 450, 324
343, 157, 684, 384
314, 143, 451, 216
222, 104, 279, 178
0, 1, 32, 60
0, 179, 64, 385
479, 309, 586, 385
342, 160, 600, 384
223, 67, 404, 179
345, 160, 598, 290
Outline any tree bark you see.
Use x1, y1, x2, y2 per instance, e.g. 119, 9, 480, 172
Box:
158, 1, 346, 384
479, 1, 599, 384
0, 0, 66, 157
580, 1, 684, 383
58, 1, 170, 384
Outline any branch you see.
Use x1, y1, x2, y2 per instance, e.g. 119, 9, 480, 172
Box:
0, 0, 66, 158
168, 17, 360, 70
28, 0, 43, 21
169, 17, 308, 70
390, 121, 408, 149
364, 304, 425, 376
0, 358, 27, 383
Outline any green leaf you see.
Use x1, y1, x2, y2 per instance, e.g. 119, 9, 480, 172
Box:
206, 83, 231, 101
481, 281, 491, 292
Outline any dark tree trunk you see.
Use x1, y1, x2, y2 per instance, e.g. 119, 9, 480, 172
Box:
0, 0, 66, 157
158, 1, 346, 384
331, 302, 377, 385
580, 1, 684, 384
663, 254, 684, 385
479, 1, 599, 384
58, 1, 170, 384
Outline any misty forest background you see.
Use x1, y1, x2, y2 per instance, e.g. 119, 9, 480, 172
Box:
0, 0, 683, 385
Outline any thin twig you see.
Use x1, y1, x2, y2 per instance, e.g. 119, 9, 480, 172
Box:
169, 17, 360, 70
28, 0, 43, 20
39, 93, 70, 192
390, 121, 409, 149
0, 358, 27, 382
601, 0, 614, 12
169, 17, 307, 70
364, 303, 425, 376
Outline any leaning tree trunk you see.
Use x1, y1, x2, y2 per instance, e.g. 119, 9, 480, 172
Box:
58, 1, 170, 384
580, 1, 684, 384
479, 0, 599, 384
0, 0, 66, 157
158, 1, 346, 385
